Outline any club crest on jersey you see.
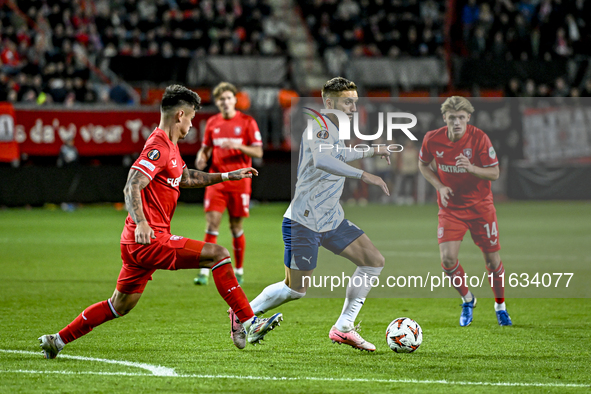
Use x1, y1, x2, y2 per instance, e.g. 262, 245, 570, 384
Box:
214, 128, 220, 134
463, 148, 472, 159
317, 129, 329, 139
148, 149, 160, 160
234, 127, 242, 135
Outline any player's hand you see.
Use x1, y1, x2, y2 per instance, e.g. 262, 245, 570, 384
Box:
361, 172, 390, 196
228, 167, 259, 180
374, 146, 391, 165
220, 141, 242, 150
438, 186, 454, 207
135, 220, 156, 245
455, 154, 474, 173
195, 157, 207, 170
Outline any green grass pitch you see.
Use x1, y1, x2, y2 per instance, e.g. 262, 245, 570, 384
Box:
0, 201, 590, 393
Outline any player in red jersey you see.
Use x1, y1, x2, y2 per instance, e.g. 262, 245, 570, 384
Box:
38, 85, 282, 359
193, 82, 262, 286
418, 96, 512, 327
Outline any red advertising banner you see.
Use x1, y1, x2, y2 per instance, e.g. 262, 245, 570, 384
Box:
14, 108, 215, 156
0, 102, 19, 162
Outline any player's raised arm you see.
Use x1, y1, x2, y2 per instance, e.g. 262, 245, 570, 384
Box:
123, 169, 155, 244
180, 166, 258, 188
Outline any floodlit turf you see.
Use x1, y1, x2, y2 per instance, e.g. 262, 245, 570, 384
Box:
0, 202, 590, 393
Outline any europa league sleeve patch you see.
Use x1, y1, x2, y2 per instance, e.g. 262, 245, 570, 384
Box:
317, 129, 329, 139
148, 149, 161, 160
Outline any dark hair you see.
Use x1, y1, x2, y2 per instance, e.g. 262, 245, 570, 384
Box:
321, 77, 357, 98
213, 81, 238, 99
161, 84, 202, 112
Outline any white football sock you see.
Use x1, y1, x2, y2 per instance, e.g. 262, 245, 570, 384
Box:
335, 266, 383, 332
199, 268, 209, 276
495, 301, 506, 311
250, 281, 305, 315
462, 291, 474, 303
242, 316, 257, 331
234, 267, 244, 276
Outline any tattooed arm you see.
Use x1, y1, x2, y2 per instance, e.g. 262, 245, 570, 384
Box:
180, 167, 259, 188
123, 169, 155, 245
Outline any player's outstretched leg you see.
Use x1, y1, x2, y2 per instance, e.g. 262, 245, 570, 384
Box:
39, 295, 129, 359
250, 281, 305, 315
208, 251, 283, 347
330, 236, 383, 352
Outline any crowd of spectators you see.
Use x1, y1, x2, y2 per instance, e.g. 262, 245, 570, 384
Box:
299, 0, 446, 75
1, 0, 287, 105
460, 0, 591, 61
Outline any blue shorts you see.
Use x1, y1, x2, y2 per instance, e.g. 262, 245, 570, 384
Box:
282, 218, 364, 271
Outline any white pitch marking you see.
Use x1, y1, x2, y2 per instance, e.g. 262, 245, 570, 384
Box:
2, 350, 588, 388
0, 370, 588, 388
0, 350, 177, 376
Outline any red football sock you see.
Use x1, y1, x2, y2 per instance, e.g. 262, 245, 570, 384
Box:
204, 231, 218, 244
58, 299, 120, 344
442, 260, 469, 297
232, 232, 245, 270
487, 261, 505, 304
211, 257, 254, 323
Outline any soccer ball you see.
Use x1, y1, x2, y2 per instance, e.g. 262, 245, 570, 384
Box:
386, 317, 422, 353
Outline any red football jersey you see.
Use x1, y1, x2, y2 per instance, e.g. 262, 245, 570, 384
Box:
202, 111, 261, 193
121, 128, 186, 244
419, 125, 499, 218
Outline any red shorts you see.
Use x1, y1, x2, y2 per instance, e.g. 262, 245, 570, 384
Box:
204, 187, 250, 218
118, 235, 205, 294
437, 209, 501, 253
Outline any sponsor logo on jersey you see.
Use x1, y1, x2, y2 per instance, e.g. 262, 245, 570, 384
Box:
213, 137, 243, 147
317, 129, 329, 139
436, 151, 444, 158
148, 149, 160, 160
234, 126, 242, 135
171, 159, 177, 168
255, 130, 262, 141
489, 147, 496, 159
304, 210, 309, 217
463, 148, 472, 159
170, 235, 184, 241
438, 163, 468, 173
438, 227, 444, 238
139, 159, 155, 171
167, 175, 182, 187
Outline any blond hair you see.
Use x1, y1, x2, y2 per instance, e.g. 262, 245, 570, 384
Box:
213, 82, 237, 99
440, 96, 475, 114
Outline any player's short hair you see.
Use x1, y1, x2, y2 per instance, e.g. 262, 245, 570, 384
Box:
213, 82, 238, 99
321, 77, 357, 99
440, 96, 475, 115
161, 84, 202, 112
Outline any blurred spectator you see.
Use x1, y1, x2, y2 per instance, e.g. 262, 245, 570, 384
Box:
505, 78, 521, 97
395, 140, 419, 205
57, 137, 79, 168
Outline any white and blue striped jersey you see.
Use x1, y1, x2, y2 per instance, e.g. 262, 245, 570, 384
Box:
284, 115, 365, 232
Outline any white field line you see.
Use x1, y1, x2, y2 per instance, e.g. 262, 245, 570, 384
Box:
0, 350, 176, 376
1, 349, 589, 388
